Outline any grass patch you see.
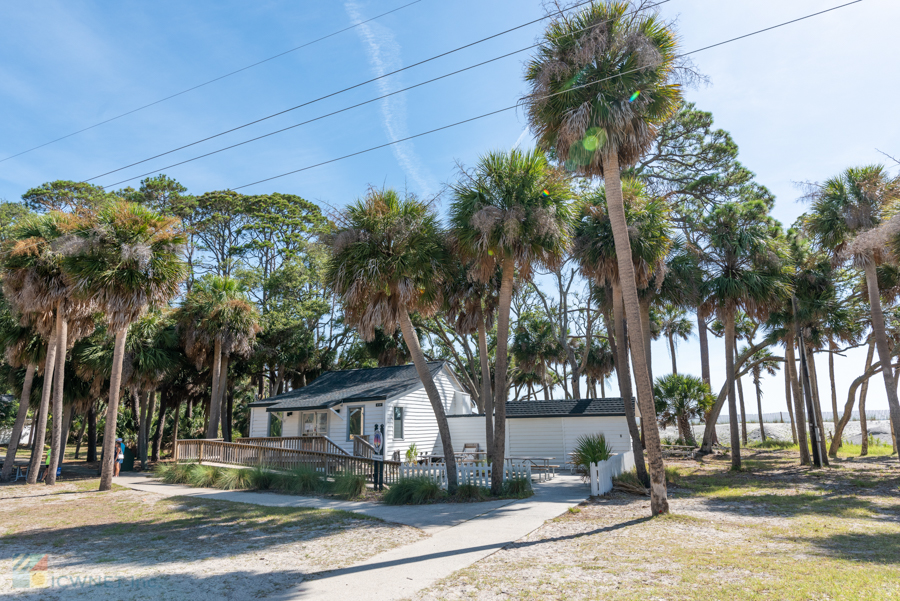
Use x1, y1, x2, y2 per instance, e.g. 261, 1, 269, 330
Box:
332, 472, 367, 499
383, 477, 446, 505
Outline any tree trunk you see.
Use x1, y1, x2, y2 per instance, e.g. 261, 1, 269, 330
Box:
58, 403, 74, 470
724, 307, 741, 469
612, 283, 650, 486
99, 328, 128, 492
490, 257, 515, 496
47, 312, 68, 485
828, 342, 838, 427
786, 335, 811, 465
142, 391, 157, 470
87, 402, 97, 463
755, 377, 766, 442
151, 394, 167, 462
863, 261, 900, 462
677, 411, 694, 446
599, 377, 605, 398
217, 355, 231, 442
639, 297, 653, 386
477, 315, 493, 463
698, 311, 711, 389
828, 352, 894, 456
398, 306, 457, 493
806, 350, 829, 466
736, 345, 748, 446
27, 324, 58, 485
859, 341, 875, 455
784, 363, 798, 444
603, 151, 668, 514
206, 338, 223, 439
171, 401, 180, 458
74, 415, 87, 459
668, 334, 677, 375
225, 389, 233, 443
1, 363, 36, 481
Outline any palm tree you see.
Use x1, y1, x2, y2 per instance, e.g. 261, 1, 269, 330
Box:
512, 311, 563, 400
572, 179, 670, 486
655, 302, 693, 375
63, 200, 187, 491
179, 276, 259, 439
524, 1, 682, 514
450, 149, 573, 494
700, 200, 789, 469
327, 188, 460, 491
746, 347, 780, 443
654, 373, 713, 446
805, 166, 900, 460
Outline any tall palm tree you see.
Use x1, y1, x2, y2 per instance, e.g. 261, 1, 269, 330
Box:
746, 347, 780, 443
805, 166, 900, 460
655, 302, 693, 375
700, 200, 789, 469
572, 179, 670, 486
179, 276, 259, 439
524, 1, 682, 514
512, 311, 563, 400
63, 200, 187, 491
654, 373, 713, 446
327, 188, 461, 491
450, 149, 573, 494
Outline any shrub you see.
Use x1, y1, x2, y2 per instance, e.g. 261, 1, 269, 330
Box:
454, 483, 488, 502
571, 433, 613, 478
333, 471, 367, 499
188, 464, 222, 488
154, 462, 195, 484
405, 443, 419, 464
278, 465, 326, 494
247, 465, 277, 490
383, 476, 445, 505
613, 469, 649, 496
501, 477, 533, 498
215, 468, 253, 490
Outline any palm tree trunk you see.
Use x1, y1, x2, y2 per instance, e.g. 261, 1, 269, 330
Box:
785, 334, 811, 465
398, 306, 458, 493
217, 354, 230, 441
141, 391, 157, 469
27, 324, 58, 485
784, 364, 798, 444
724, 307, 741, 469
735, 345, 748, 446
171, 401, 180, 458
599, 377, 605, 398
668, 334, 677, 375
858, 341, 875, 455
137, 391, 148, 468
87, 402, 97, 463
806, 350, 829, 465
151, 394, 167, 462
477, 316, 494, 462
604, 151, 667, 513
99, 328, 128, 492
755, 376, 766, 442
677, 412, 694, 446
206, 338, 223, 439
828, 341, 838, 427
58, 403, 74, 469
490, 257, 515, 496
639, 297, 653, 386
697, 311, 711, 389
863, 261, 900, 462
612, 283, 650, 486
74, 415, 88, 459
47, 312, 68, 485
1, 363, 36, 481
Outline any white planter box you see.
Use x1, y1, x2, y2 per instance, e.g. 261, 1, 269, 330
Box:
589, 452, 635, 496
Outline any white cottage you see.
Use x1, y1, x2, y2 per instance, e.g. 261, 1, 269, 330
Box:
248, 361, 636, 468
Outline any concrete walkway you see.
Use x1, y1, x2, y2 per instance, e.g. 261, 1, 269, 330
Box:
116, 473, 589, 600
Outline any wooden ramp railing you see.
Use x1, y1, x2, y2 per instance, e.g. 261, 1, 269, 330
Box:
234, 436, 349, 456
175, 439, 399, 483
353, 436, 376, 458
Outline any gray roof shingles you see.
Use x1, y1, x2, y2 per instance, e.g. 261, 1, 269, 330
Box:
504, 398, 632, 418
258, 362, 446, 412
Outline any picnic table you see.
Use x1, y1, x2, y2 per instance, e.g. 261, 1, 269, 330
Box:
505, 457, 557, 481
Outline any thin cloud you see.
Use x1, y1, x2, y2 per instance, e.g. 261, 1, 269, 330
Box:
344, 1, 434, 196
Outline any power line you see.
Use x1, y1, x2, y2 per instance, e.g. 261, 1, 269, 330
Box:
0, 0, 426, 164
95, 0, 676, 189
227, 1, 863, 192
84, 0, 610, 184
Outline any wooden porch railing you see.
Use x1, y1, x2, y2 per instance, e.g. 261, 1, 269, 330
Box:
234, 436, 349, 456
353, 436, 376, 458
174, 439, 400, 483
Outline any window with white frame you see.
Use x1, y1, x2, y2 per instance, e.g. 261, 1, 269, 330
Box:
393, 406, 404, 440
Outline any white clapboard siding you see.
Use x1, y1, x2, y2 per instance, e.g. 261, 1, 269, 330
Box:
248, 408, 270, 438
560, 416, 633, 457
446, 415, 488, 453
326, 400, 387, 455
282, 412, 302, 437
508, 418, 567, 465
386, 369, 461, 458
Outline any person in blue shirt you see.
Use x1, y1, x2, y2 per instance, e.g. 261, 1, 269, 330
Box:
114, 438, 125, 477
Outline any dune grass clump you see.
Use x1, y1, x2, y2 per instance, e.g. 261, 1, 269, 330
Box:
501, 477, 533, 499
277, 465, 327, 494
454, 483, 489, 502
154, 462, 195, 485
215, 467, 254, 490
187, 464, 223, 488
383, 476, 445, 505
333, 471, 367, 499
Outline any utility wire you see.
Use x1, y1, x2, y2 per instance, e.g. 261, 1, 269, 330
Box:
84, 0, 612, 184
0, 0, 426, 164
94, 1, 674, 188
225, 0, 863, 192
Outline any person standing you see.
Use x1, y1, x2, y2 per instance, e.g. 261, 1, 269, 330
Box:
114, 438, 125, 477
372, 424, 385, 491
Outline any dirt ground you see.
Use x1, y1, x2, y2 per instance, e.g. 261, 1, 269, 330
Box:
412, 450, 900, 601
0, 474, 425, 600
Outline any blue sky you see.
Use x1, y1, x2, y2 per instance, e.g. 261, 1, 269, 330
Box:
1, 0, 898, 414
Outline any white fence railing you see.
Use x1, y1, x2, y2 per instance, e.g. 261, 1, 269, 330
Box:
589, 452, 635, 496
399, 463, 532, 489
